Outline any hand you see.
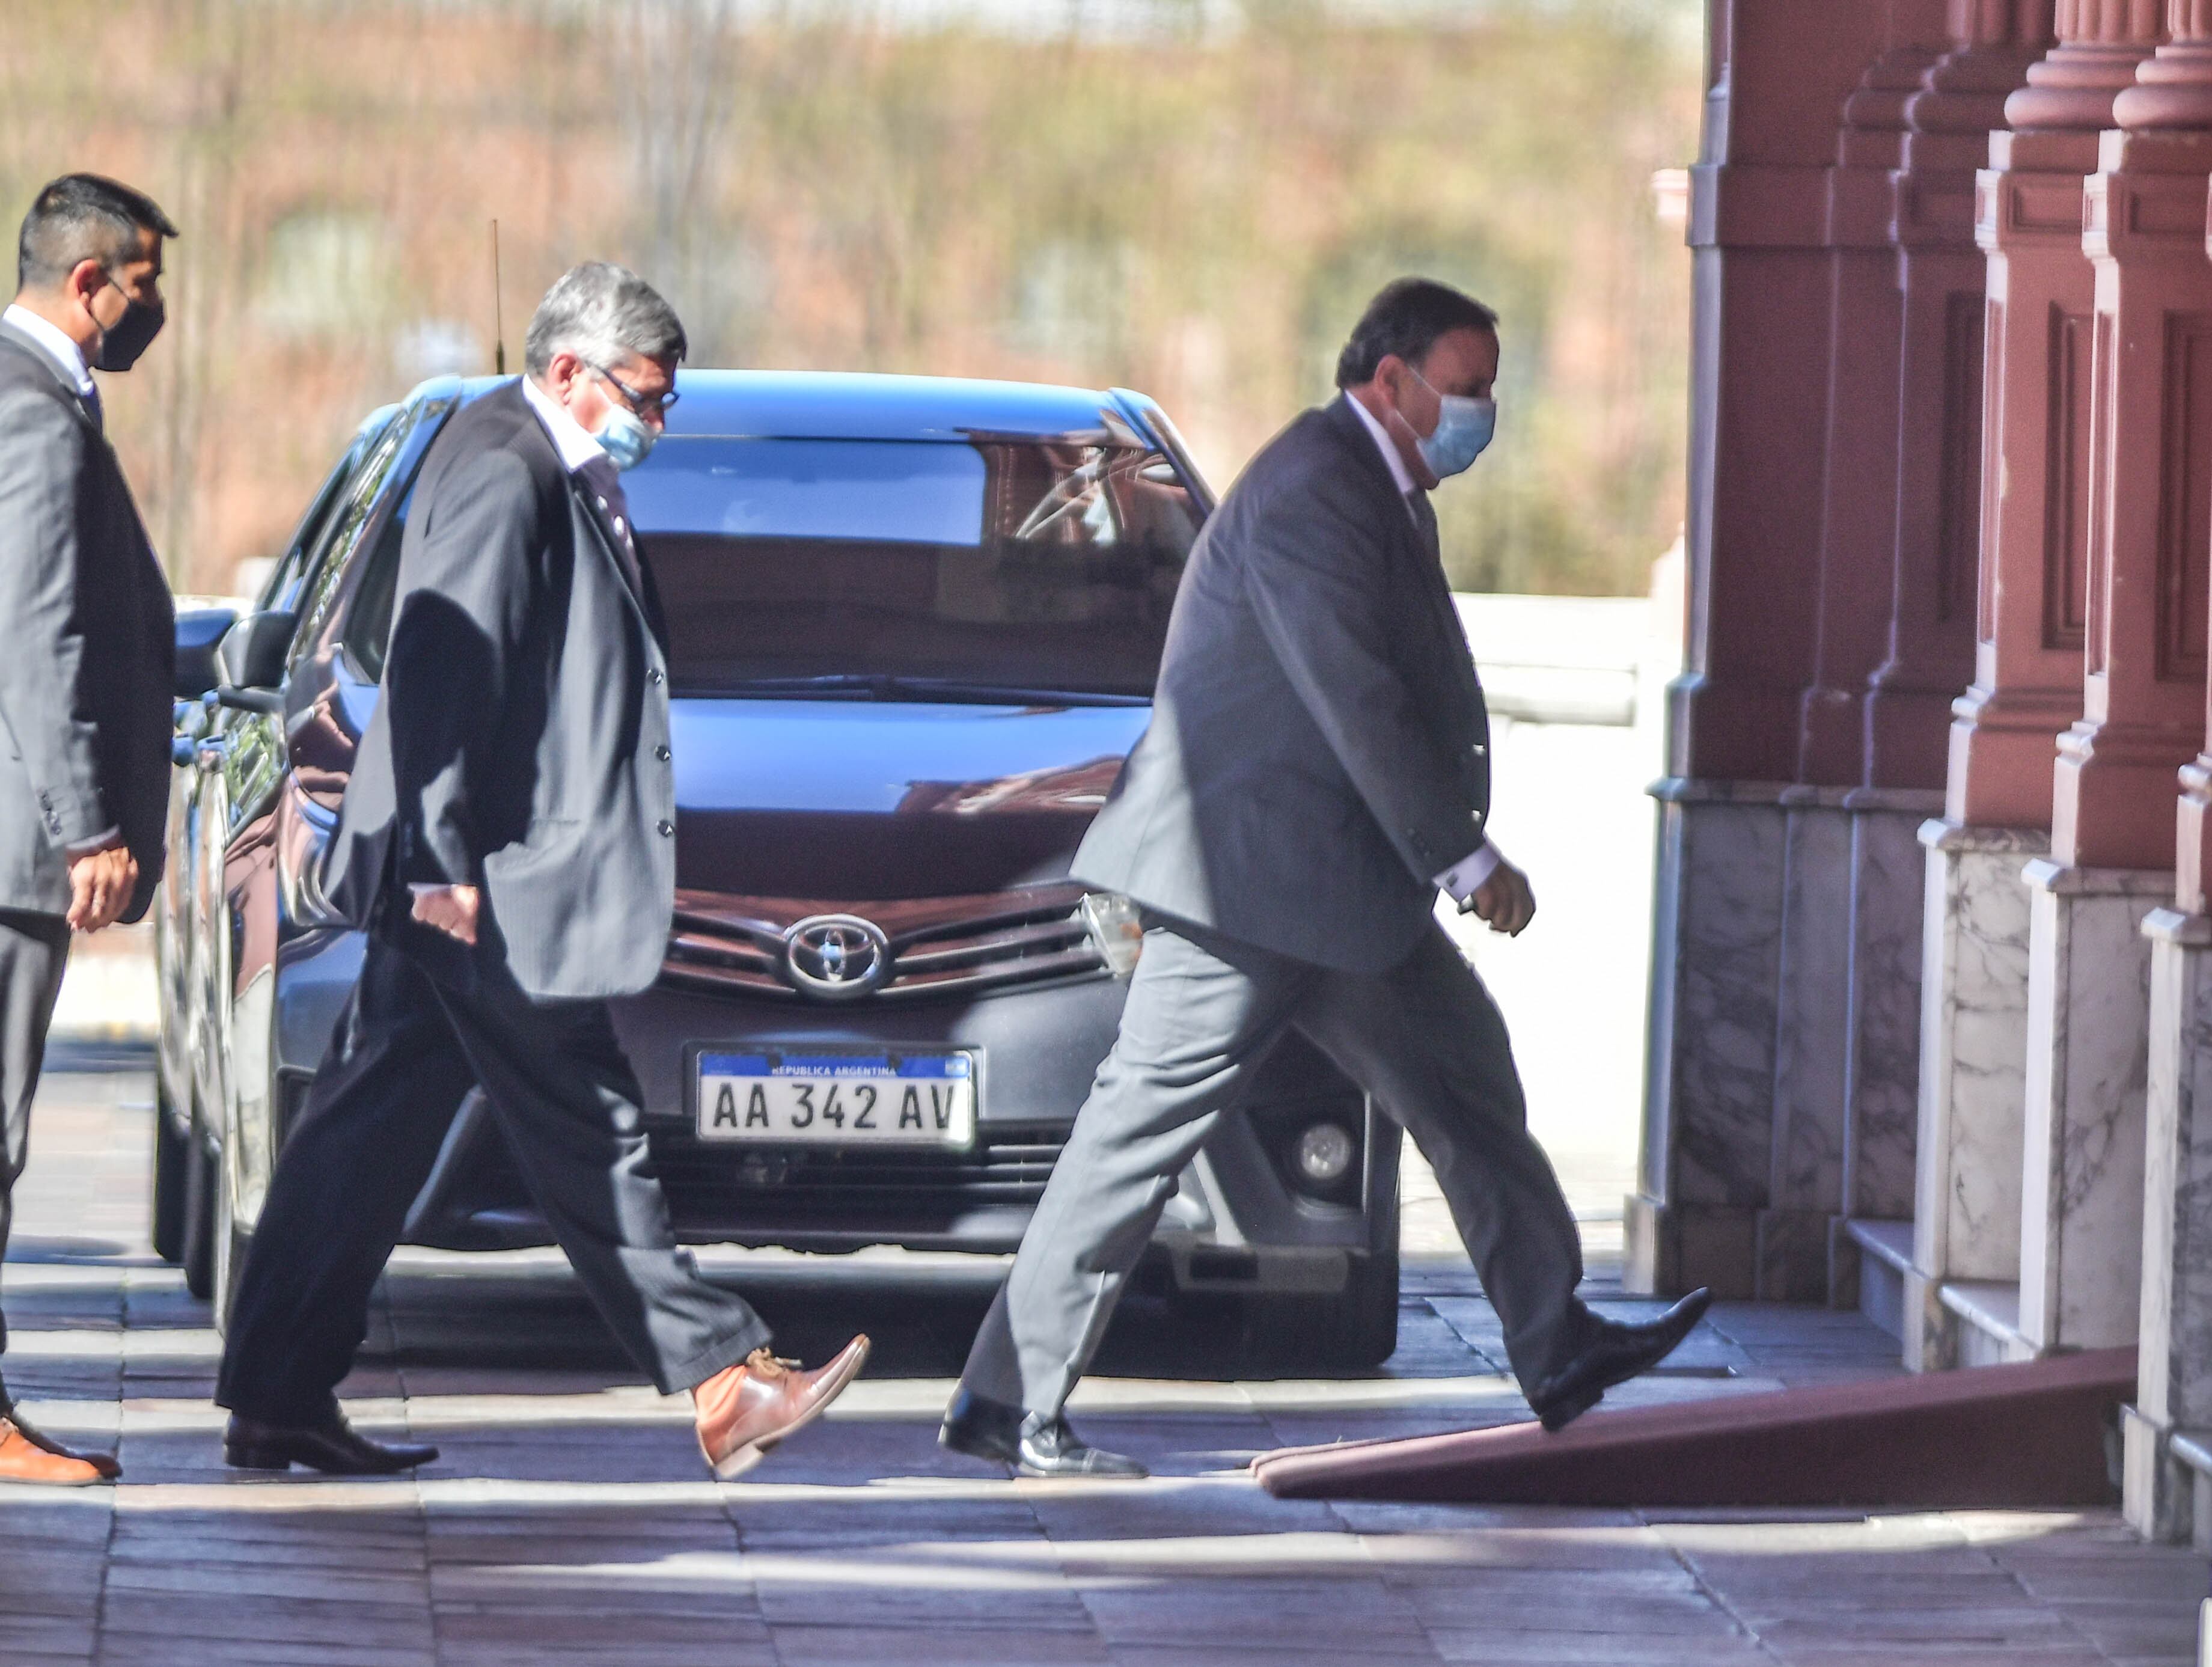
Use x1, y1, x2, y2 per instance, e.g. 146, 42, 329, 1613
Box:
66, 846, 138, 934
409, 882, 481, 946
1462, 859, 1536, 937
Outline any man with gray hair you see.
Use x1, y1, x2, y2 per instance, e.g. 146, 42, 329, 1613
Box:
216, 263, 868, 1479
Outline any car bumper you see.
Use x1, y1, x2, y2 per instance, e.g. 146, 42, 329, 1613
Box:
279, 929, 1394, 1293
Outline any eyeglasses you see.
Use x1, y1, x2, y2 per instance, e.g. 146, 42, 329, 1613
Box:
591, 363, 680, 420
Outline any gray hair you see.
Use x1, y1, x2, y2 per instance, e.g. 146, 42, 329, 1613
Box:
522, 261, 687, 379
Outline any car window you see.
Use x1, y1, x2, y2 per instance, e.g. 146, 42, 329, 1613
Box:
289, 395, 455, 674
252, 414, 394, 614
338, 398, 465, 683
625, 437, 1202, 699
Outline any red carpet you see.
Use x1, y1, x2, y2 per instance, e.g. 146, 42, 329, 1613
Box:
1251, 1347, 2135, 1506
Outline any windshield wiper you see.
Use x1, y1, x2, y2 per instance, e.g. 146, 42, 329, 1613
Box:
714, 673, 1147, 706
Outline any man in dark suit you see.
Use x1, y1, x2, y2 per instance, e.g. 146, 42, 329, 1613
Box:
215, 264, 867, 1478
943, 280, 1709, 1478
0, 175, 178, 1487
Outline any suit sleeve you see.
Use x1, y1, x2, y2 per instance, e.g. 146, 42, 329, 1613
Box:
0, 388, 111, 849
1238, 471, 1485, 892
383, 446, 540, 886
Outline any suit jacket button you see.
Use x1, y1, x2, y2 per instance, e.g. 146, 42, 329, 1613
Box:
655, 745, 671, 761
657, 819, 674, 837
647, 668, 664, 685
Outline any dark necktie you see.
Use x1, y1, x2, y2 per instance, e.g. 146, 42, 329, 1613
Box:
81, 383, 102, 433
580, 458, 643, 592
1407, 488, 1440, 563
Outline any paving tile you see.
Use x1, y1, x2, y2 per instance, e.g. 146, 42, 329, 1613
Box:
11, 1074, 2212, 1667
768, 1624, 1110, 1665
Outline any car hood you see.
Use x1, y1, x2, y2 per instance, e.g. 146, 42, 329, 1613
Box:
670, 699, 1148, 899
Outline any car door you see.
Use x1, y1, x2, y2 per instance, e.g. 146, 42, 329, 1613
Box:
215, 385, 465, 1252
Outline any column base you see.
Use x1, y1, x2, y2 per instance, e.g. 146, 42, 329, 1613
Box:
1624, 1194, 1757, 1301
1905, 821, 2045, 1372
1633, 783, 1791, 1299
2019, 859, 2171, 1354
2128, 910, 2212, 1543
2122, 1404, 2194, 1543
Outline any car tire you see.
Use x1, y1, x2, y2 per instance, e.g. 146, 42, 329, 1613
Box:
210, 1154, 249, 1336
180, 1124, 218, 1303
1240, 1244, 1402, 1372
150, 1084, 190, 1265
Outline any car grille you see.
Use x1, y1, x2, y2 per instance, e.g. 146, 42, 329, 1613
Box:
651, 1122, 1066, 1212
660, 887, 1105, 1002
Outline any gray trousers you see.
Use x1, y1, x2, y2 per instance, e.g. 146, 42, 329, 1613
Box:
959, 917, 1589, 1418
0, 909, 69, 1364
216, 928, 772, 1425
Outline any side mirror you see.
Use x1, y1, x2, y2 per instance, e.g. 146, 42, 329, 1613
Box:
216, 609, 298, 694
174, 607, 237, 698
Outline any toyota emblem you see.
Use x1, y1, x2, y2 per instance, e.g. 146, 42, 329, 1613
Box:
783, 915, 891, 999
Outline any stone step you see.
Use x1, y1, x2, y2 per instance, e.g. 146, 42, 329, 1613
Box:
1940, 1278, 2038, 1367
1251, 1346, 2134, 1507
1844, 1217, 1911, 1341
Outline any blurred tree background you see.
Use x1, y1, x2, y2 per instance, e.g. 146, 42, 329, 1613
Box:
0, 0, 1699, 599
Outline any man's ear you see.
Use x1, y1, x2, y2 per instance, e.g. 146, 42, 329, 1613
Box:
65, 258, 106, 311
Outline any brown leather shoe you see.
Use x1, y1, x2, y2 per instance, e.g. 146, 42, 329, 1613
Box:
0, 1419, 105, 1487
695, 1336, 870, 1481
8, 1413, 119, 1480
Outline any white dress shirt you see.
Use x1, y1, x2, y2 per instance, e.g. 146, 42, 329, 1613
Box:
4, 304, 123, 861
1343, 393, 1502, 903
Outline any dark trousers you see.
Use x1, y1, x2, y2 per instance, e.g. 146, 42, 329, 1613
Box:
0, 909, 67, 1369
216, 930, 771, 1425
959, 917, 1588, 1417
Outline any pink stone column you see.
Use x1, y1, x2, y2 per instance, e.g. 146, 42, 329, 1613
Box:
1798, 21, 1948, 787
1905, 1, 2162, 1377
1866, 0, 2059, 789
2120, 0, 2212, 1544
1949, 1, 2165, 829
1634, 0, 1893, 1300
2050, 20, 2212, 873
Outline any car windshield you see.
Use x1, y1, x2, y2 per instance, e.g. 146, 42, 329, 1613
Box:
622, 436, 1200, 702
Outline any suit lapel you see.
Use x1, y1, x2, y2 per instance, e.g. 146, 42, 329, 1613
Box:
1322, 396, 1485, 711
504, 381, 657, 635
0, 323, 101, 436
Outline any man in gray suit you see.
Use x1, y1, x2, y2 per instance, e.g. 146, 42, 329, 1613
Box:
943, 279, 1709, 1478
215, 265, 867, 1479
0, 175, 178, 1487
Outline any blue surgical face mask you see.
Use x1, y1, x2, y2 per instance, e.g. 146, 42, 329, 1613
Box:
594, 405, 656, 471
1408, 368, 1496, 479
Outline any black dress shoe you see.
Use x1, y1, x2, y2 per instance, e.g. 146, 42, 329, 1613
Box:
224, 1409, 439, 1475
1527, 1288, 1714, 1434
940, 1388, 1147, 1479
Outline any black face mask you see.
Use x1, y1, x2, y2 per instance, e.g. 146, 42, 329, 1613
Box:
91, 274, 163, 372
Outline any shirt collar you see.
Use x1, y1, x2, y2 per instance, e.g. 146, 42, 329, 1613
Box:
521, 374, 607, 476
1, 304, 94, 397
1346, 390, 1419, 500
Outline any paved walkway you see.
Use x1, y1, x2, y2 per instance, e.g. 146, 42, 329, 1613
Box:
2, 1062, 2204, 1666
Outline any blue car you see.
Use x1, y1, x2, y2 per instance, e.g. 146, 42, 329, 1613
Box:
157, 372, 1401, 1367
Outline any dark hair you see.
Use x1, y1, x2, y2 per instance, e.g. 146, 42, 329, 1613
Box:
16, 174, 179, 293
1334, 278, 1498, 388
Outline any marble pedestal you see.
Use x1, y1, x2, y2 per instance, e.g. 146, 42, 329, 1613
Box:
2124, 909, 2212, 1544
1636, 781, 1932, 1302
1632, 781, 1789, 1300
2018, 858, 2169, 1355
1904, 821, 2046, 1371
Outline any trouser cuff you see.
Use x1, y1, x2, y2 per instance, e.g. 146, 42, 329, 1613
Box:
664, 1317, 774, 1396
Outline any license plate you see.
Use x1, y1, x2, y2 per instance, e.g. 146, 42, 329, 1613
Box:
694, 1049, 976, 1148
